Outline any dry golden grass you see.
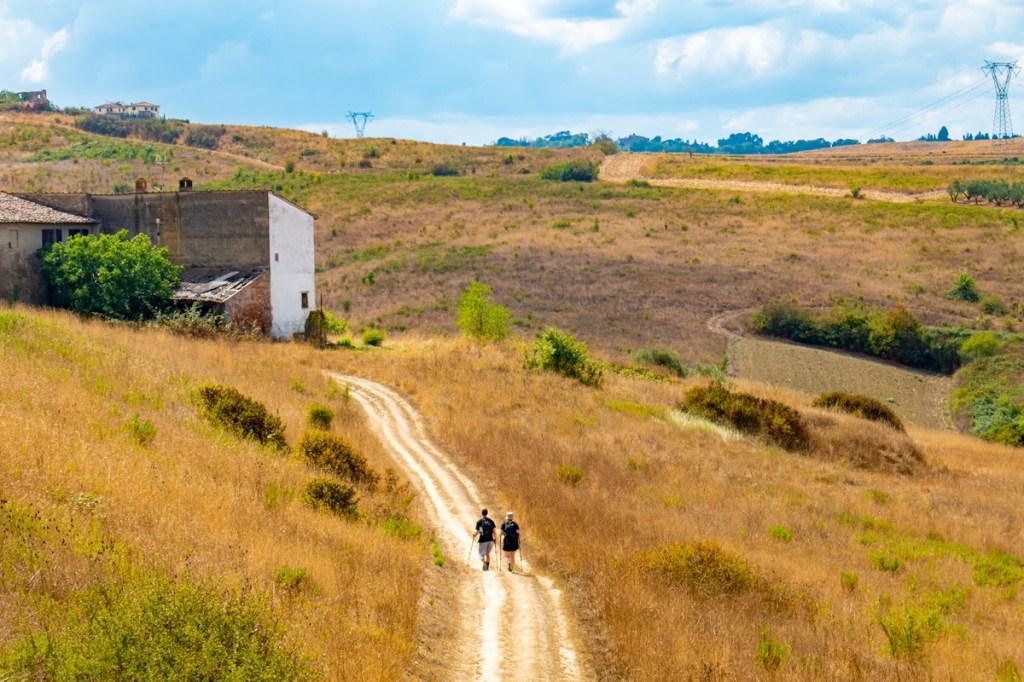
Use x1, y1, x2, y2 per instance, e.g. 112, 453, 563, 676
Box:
321, 334, 1024, 680
0, 306, 426, 679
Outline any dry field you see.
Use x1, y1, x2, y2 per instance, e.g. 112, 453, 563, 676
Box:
4, 113, 1024, 678
321, 333, 1024, 680
0, 306, 427, 678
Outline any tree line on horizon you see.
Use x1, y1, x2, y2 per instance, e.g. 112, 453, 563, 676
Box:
495, 126, 1010, 155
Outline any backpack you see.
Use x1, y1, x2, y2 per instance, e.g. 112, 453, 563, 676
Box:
503, 521, 519, 543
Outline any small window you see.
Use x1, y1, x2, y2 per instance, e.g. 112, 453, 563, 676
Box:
274, 252, 279, 262
41, 229, 63, 247
301, 292, 309, 309
68, 228, 90, 238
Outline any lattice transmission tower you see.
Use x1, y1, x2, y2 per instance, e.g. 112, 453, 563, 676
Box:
346, 111, 374, 138
983, 60, 1020, 139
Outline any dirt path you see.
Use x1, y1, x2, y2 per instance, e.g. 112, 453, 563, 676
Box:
599, 154, 947, 203
328, 372, 588, 682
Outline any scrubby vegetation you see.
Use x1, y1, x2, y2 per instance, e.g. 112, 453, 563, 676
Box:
296, 430, 377, 485
751, 302, 967, 374
679, 382, 809, 450
3, 571, 313, 679
952, 339, 1024, 445
41, 230, 181, 321
540, 160, 598, 182
813, 391, 904, 431
525, 327, 603, 387
196, 383, 288, 449
301, 477, 359, 518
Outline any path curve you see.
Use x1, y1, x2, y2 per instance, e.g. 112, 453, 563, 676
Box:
600, 154, 946, 203
327, 372, 588, 682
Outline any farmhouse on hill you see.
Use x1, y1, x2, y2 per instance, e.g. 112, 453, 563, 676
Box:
0, 185, 315, 339
93, 101, 160, 118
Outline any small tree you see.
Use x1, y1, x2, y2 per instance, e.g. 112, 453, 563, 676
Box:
41, 230, 181, 321
456, 281, 512, 342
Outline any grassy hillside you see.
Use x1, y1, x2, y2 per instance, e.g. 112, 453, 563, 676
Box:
4, 110, 1024, 677
4, 305, 1022, 679
4, 112, 1024, 371
0, 306, 425, 679
318, 331, 1024, 679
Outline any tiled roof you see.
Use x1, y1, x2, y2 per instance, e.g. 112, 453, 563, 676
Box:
0, 192, 95, 225
174, 268, 267, 304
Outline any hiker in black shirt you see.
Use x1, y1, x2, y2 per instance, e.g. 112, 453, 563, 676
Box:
499, 511, 520, 573
473, 508, 496, 571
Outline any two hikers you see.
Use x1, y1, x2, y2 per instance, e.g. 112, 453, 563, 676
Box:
473, 508, 497, 571
472, 508, 521, 573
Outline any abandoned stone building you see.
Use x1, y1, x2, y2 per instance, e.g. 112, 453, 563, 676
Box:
0, 184, 316, 339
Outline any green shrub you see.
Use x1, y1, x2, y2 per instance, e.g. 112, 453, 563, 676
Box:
637, 541, 757, 597
960, 331, 1003, 362
151, 304, 226, 337
840, 571, 859, 592
273, 565, 312, 593
980, 295, 1008, 315
184, 124, 226, 150
947, 270, 981, 302
871, 552, 902, 572
756, 626, 788, 672
297, 431, 377, 485
362, 328, 385, 347
301, 477, 358, 517
540, 160, 598, 182
525, 327, 603, 387
127, 413, 156, 446
323, 310, 348, 334
431, 543, 445, 567
196, 384, 287, 450
456, 280, 512, 342
768, 525, 793, 543
557, 463, 584, 486
632, 347, 686, 377
306, 404, 333, 430
41, 230, 181, 322
812, 391, 904, 431
431, 163, 459, 177
2, 572, 312, 679
679, 383, 809, 451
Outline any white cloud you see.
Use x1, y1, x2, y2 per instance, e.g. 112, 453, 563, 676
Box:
20, 27, 68, 83
654, 25, 793, 79
447, 0, 655, 51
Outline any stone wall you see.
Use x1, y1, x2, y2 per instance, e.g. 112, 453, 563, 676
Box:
19, 191, 271, 270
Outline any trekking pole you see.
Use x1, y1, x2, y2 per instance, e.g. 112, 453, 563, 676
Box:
467, 536, 475, 566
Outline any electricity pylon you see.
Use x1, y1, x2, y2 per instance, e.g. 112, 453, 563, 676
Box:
346, 111, 374, 138
983, 60, 1020, 139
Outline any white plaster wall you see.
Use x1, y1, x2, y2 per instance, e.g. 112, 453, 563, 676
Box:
268, 194, 316, 339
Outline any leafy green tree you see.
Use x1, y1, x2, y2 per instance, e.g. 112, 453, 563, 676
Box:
456, 281, 512, 342
41, 230, 181, 321
938, 126, 950, 141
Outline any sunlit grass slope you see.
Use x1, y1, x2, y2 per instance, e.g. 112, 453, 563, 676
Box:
0, 306, 424, 679
324, 335, 1024, 680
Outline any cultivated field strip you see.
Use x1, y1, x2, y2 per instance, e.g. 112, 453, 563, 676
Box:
328, 372, 587, 682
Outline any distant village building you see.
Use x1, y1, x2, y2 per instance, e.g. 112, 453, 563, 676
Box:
0, 187, 315, 340
93, 101, 160, 118
17, 90, 49, 111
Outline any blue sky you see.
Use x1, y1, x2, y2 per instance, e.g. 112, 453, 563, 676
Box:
2, 1, 1023, 145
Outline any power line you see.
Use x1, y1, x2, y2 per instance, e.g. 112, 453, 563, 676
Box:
866, 76, 991, 138
983, 60, 1020, 139
883, 86, 993, 138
